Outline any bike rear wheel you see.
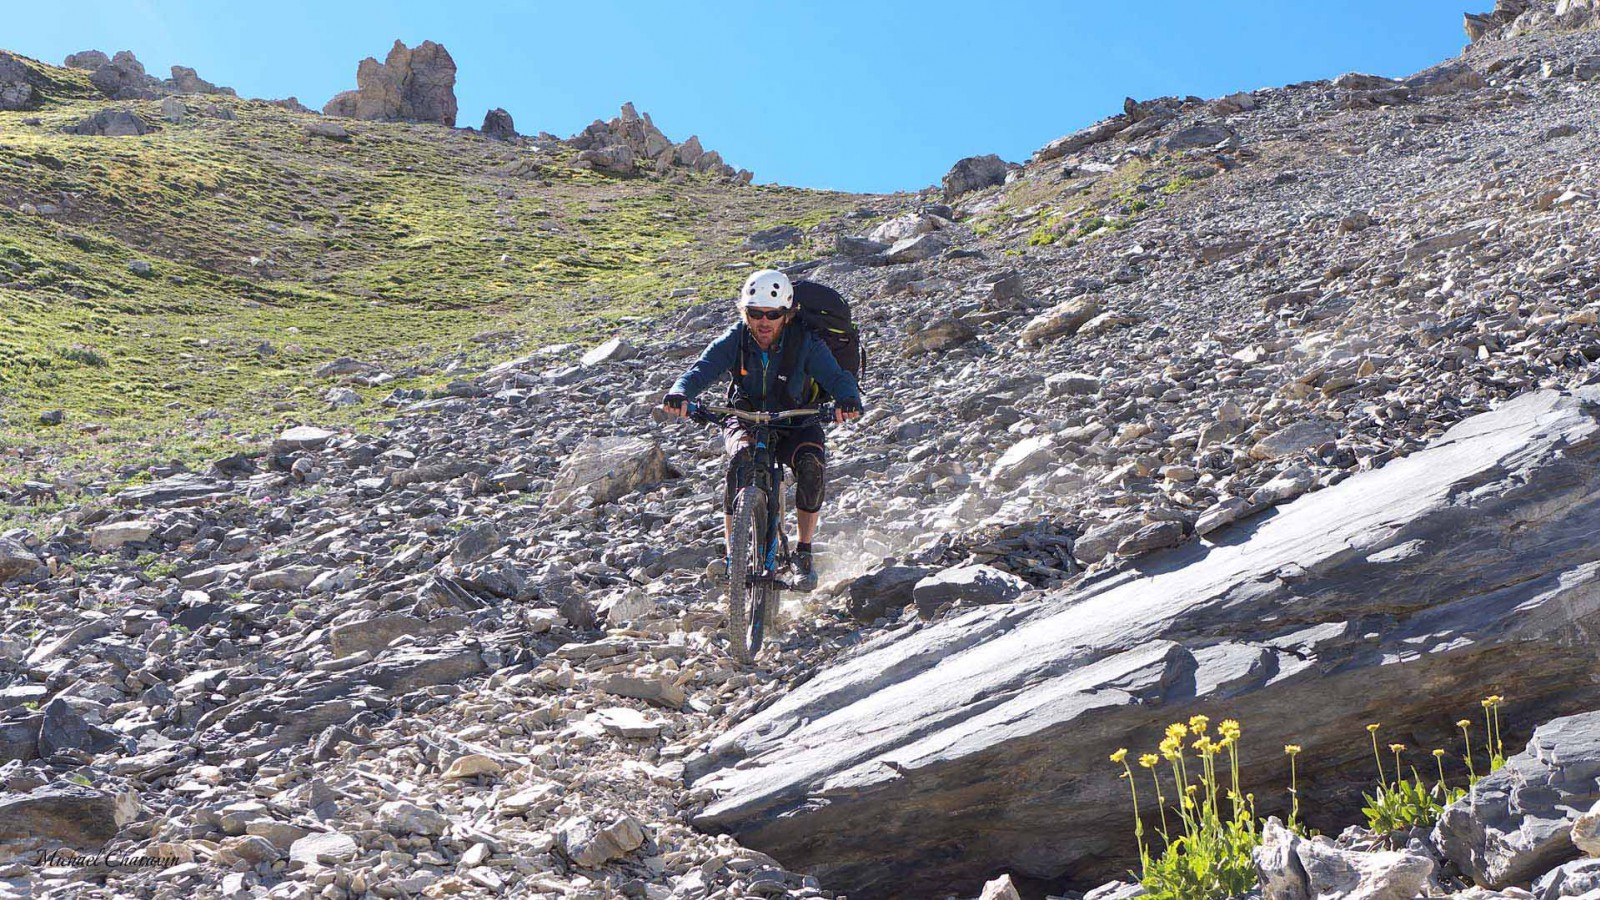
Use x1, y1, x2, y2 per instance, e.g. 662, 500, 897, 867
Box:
726, 485, 766, 662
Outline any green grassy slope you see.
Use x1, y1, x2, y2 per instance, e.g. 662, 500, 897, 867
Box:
0, 53, 875, 505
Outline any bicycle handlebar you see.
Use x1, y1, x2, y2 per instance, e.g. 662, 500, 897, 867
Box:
683, 401, 837, 426
697, 402, 823, 422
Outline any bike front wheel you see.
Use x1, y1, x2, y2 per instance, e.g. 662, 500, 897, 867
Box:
726, 485, 766, 663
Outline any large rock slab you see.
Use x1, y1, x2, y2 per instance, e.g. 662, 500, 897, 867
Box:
323, 40, 457, 126
116, 472, 232, 507
548, 436, 670, 511
687, 388, 1600, 899
0, 784, 123, 847
1434, 710, 1600, 888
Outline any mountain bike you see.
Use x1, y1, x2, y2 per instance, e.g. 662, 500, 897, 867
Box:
684, 401, 832, 662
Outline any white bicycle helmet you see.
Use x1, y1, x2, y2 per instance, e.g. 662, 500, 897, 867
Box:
738, 269, 794, 310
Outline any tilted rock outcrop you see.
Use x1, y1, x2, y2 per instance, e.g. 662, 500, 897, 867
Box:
323, 39, 458, 126
62, 49, 234, 100
1466, 0, 1600, 42
687, 387, 1600, 899
570, 102, 751, 181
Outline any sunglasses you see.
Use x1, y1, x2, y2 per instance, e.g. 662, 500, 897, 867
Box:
744, 308, 788, 321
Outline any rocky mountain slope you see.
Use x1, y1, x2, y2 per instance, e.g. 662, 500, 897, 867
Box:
3, 3, 1600, 899
0, 47, 849, 506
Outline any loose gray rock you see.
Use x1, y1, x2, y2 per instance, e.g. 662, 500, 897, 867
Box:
943, 154, 1009, 198
548, 436, 671, 511
1435, 710, 1600, 888
1255, 818, 1434, 900
64, 109, 150, 137
482, 107, 517, 141
0, 784, 124, 847
912, 564, 1028, 618
557, 813, 646, 867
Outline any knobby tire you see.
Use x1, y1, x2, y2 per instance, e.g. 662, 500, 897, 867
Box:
726, 485, 766, 662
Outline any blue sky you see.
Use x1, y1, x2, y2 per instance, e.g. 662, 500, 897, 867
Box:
11, 0, 1473, 193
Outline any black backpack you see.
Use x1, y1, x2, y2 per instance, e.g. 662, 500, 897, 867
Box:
788, 280, 865, 404
732, 279, 866, 408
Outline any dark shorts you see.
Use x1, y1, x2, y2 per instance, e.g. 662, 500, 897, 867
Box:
722, 419, 827, 465
722, 419, 827, 514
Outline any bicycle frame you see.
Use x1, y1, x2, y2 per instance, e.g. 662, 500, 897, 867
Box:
678, 401, 832, 660
688, 403, 827, 586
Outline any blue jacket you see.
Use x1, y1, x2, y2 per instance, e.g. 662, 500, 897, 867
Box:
671, 323, 862, 411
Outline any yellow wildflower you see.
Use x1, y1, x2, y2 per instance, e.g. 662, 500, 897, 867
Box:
1284, 744, 1302, 756
1165, 723, 1189, 741
1366, 723, 1381, 733
1139, 754, 1159, 769
1188, 714, 1210, 735
1110, 748, 1128, 764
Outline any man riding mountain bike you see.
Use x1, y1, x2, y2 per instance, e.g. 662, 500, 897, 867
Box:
662, 269, 863, 592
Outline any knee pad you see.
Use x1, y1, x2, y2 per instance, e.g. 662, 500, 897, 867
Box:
793, 448, 826, 513
724, 447, 755, 514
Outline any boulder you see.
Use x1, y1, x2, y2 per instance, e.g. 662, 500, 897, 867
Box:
288, 831, 359, 867
1536, 858, 1600, 899
1249, 420, 1336, 461
1018, 296, 1103, 347
912, 565, 1029, 618
0, 538, 40, 581
836, 235, 889, 259
869, 214, 941, 245
0, 784, 122, 847
557, 813, 646, 867
39, 698, 121, 757
64, 50, 111, 70
903, 317, 975, 354
1164, 123, 1236, 150
116, 473, 231, 508
979, 874, 1023, 900
742, 225, 804, 252
64, 109, 150, 137
272, 425, 336, 453
0, 53, 37, 111
482, 107, 517, 141
90, 520, 155, 550
1404, 62, 1487, 97
579, 144, 637, 175
1572, 799, 1600, 856
323, 40, 457, 126
377, 800, 448, 835
89, 51, 156, 100
686, 388, 1600, 899
1255, 818, 1435, 900
1032, 117, 1130, 163
846, 566, 935, 622
0, 715, 41, 762
1435, 710, 1600, 887
884, 232, 950, 265
306, 121, 351, 141
548, 436, 671, 511
168, 65, 233, 96
942, 154, 1009, 198
327, 613, 466, 658
988, 435, 1056, 487
580, 337, 637, 366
